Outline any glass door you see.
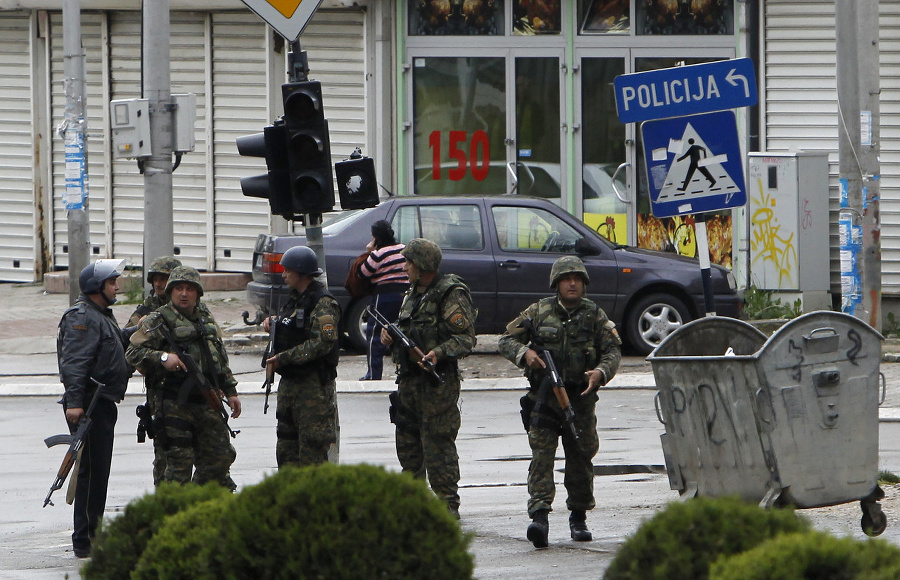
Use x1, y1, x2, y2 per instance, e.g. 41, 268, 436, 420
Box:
511, 54, 565, 206
576, 54, 633, 244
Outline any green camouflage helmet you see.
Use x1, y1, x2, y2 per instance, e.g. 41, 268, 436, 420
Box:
147, 256, 182, 284
402, 238, 442, 272
165, 265, 204, 297
550, 256, 590, 289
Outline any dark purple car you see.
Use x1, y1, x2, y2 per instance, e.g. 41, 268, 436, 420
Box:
247, 195, 741, 355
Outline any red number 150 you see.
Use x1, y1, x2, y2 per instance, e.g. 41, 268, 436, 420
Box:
429, 130, 490, 182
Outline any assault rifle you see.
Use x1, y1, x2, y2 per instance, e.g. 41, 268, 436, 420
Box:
520, 317, 579, 442
367, 306, 443, 385
151, 323, 239, 438
260, 317, 277, 414
43, 378, 104, 507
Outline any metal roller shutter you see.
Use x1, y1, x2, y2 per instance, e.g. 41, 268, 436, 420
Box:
0, 13, 37, 282
764, 0, 900, 293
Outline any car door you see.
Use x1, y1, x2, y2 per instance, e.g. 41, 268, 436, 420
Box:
387, 199, 498, 333
487, 200, 620, 326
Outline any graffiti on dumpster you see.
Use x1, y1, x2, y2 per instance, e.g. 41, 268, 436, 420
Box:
788, 339, 804, 382
847, 329, 862, 366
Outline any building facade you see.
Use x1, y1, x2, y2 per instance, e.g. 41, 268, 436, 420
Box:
0, 0, 898, 307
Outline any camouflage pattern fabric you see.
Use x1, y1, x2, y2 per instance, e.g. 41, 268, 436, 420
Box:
126, 301, 238, 490
127, 292, 167, 329
391, 273, 477, 511
273, 286, 340, 468
146, 255, 182, 283
498, 296, 622, 517
401, 237, 442, 272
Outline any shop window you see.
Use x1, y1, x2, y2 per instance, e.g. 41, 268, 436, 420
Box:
513, 0, 561, 35
636, 0, 734, 35
409, 0, 505, 36
412, 57, 507, 196
579, 0, 630, 34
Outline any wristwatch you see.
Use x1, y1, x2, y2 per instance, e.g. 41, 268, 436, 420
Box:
160, 352, 169, 363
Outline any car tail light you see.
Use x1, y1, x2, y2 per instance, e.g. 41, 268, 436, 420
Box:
261, 252, 285, 274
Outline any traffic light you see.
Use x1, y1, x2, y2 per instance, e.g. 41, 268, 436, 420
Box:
236, 119, 293, 218
282, 81, 335, 214
335, 149, 380, 210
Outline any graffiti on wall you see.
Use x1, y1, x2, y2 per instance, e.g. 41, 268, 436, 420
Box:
750, 177, 797, 287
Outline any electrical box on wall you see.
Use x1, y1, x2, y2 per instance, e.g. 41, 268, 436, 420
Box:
172, 93, 196, 153
110, 98, 150, 159
747, 151, 831, 311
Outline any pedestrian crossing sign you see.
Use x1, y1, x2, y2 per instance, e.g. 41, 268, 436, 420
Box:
640, 110, 746, 218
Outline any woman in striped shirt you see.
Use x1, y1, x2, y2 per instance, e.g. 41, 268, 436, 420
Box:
358, 220, 409, 380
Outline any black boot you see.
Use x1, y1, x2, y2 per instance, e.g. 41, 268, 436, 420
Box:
527, 510, 549, 548
569, 510, 592, 542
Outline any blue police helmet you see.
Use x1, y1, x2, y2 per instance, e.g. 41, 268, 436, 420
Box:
79, 259, 126, 294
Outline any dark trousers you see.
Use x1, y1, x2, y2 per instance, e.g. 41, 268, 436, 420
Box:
65, 397, 117, 551
364, 291, 403, 380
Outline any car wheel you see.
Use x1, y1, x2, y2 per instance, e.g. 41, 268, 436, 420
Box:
344, 299, 370, 354
624, 293, 690, 356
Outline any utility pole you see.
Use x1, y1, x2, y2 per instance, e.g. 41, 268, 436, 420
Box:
835, 1, 881, 330
62, 0, 89, 305
142, 0, 175, 287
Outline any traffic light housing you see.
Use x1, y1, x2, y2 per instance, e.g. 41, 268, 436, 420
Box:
282, 81, 335, 214
236, 120, 292, 218
335, 150, 380, 210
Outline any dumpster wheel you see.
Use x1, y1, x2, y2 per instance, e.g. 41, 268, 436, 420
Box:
861, 502, 887, 537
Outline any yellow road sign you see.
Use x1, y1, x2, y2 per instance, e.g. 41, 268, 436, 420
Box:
240, 0, 323, 41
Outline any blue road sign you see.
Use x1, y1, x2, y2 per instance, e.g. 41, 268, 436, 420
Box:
640, 110, 746, 218
614, 58, 757, 123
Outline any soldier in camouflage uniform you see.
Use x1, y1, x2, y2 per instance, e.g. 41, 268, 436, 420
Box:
127, 255, 181, 485
380, 238, 477, 519
126, 266, 241, 490
263, 245, 340, 468
127, 256, 182, 327
498, 256, 621, 548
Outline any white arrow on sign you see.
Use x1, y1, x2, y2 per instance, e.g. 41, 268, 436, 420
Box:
725, 68, 750, 98
240, 0, 324, 42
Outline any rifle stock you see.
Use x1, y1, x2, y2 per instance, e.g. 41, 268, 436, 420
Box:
367, 306, 443, 384
43, 379, 104, 507
152, 323, 239, 438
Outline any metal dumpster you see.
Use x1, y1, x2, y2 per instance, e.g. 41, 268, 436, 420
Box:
649, 311, 887, 535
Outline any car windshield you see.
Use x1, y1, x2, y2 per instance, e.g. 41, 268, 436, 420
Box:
321, 209, 368, 234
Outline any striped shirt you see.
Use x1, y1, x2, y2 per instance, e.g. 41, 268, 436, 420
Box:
359, 243, 409, 290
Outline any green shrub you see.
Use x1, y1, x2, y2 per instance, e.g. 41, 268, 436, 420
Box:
212, 463, 474, 580
603, 496, 811, 580
742, 285, 803, 320
133, 496, 233, 580
81, 482, 231, 580
710, 531, 900, 580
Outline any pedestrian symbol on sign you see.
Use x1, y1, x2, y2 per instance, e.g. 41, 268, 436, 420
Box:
641, 110, 746, 218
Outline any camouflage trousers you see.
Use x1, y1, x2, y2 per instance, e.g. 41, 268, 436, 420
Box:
158, 397, 236, 490
146, 388, 165, 486
526, 388, 599, 517
395, 370, 461, 510
275, 373, 338, 468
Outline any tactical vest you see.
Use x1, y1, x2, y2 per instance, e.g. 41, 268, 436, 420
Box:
274, 281, 340, 377
527, 297, 601, 387
157, 303, 223, 393
395, 273, 469, 370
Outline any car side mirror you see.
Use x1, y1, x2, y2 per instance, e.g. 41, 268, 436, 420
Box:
574, 237, 600, 256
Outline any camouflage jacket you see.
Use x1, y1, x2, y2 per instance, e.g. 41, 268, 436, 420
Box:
126, 301, 238, 397
392, 273, 477, 369
127, 292, 168, 328
498, 296, 622, 388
